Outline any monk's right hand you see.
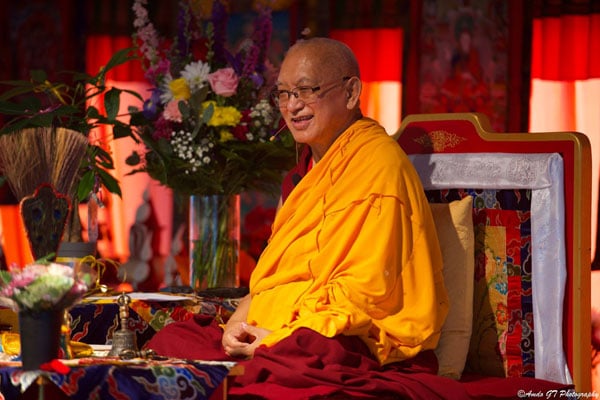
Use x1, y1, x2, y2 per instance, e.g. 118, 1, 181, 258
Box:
222, 320, 253, 358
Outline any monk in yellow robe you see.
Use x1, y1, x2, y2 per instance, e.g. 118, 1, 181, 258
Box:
221, 37, 448, 365
149, 37, 450, 398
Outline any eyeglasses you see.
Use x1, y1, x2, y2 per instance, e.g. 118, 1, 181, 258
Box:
271, 77, 350, 107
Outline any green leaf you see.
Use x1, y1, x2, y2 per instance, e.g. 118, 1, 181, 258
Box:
129, 111, 150, 126
93, 146, 115, 169
28, 113, 55, 127
97, 168, 122, 197
52, 104, 79, 117
201, 104, 214, 125
0, 100, 35, 115
0, 84, 38, 101
104, 88, 121, 121
102, 48, 133, 73
77, 170, 96, 201
0, 270, 11, 284
87, 106, 101, 119
125, 151, 141, 166
30, 69, 48, 82
113, 124, 133, 140
178, 100, 191, 119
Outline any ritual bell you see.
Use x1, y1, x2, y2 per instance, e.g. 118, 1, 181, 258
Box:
108, 292, 138, 356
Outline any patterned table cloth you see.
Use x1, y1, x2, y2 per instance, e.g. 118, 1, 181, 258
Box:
0, 358, 234, 400
69, 292, 239, 348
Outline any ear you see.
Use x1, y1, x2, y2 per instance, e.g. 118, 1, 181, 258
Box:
345, 77, 362, 109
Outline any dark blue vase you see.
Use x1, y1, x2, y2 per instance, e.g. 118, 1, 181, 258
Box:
18, 309, 63, 370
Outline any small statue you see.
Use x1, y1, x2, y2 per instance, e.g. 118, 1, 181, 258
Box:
120, 189, 153, 289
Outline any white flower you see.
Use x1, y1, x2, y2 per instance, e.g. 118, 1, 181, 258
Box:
159, 74, 175, 104
181, 61, 211, 91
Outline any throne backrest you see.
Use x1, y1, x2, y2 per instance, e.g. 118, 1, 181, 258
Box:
394, 112, 592, 392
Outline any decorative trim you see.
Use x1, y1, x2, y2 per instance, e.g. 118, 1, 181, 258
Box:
413, 130, 467, 151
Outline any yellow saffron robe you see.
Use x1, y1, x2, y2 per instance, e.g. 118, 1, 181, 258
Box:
248, 118, 449, 364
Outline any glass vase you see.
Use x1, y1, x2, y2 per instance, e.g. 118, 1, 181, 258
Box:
189, 194, 240, 290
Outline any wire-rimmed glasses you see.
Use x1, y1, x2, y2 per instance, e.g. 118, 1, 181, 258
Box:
271, 76, 351, 107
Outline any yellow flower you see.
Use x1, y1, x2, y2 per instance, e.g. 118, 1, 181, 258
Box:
202, 101, 242, 127
219, 130, 234, 142
170, 78, 191, 100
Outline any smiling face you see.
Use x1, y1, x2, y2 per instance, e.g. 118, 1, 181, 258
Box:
276, 38, 362, 161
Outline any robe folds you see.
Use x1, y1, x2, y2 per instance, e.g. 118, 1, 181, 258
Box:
247, 117, 449, 364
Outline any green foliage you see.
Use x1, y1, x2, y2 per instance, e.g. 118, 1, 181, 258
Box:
0, 48, 142, 201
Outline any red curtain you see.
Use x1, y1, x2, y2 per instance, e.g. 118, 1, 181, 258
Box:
529, 13, 600, 264
86, 35, 145, 82
330, 28, 404, 135
531, 14, 600, 80
329, 28, 403, 82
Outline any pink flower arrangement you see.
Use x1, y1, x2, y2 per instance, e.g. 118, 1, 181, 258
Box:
127, 0, 294, 196
0, 263, 91, 313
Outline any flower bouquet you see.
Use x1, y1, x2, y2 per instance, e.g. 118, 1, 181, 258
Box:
0, 262, 92, 369
127, 0, 295, 289
0, 262, 91, 314
127, 0, 294, 197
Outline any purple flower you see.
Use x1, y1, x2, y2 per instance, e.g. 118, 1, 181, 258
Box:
210, 0, 228, 66
249, 72, 264, 88
177, 3, 190, 59
250, 6, 273, 74
142, 89, 161, 119
242, 45, 259, 77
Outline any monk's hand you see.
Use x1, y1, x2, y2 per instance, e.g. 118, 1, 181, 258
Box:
222, 322, 271, 358
239, 323, 271, 357
222, 320, 249, 357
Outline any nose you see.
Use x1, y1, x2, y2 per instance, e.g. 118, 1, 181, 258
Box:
284, 94, 304, 111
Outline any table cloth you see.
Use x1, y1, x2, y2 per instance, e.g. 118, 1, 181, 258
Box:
69, 292, 238, 347
0, 357, 235, 400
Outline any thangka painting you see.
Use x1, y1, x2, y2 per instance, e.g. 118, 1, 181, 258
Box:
417, 0, 514, 132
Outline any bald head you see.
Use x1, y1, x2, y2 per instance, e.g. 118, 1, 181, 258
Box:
285, 38, 361, 80
276, 37, 363, 160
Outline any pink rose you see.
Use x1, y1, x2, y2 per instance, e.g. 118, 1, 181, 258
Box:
208, 68, 239, 97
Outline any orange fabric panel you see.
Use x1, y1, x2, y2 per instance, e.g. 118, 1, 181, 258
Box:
0, 205, 33, 266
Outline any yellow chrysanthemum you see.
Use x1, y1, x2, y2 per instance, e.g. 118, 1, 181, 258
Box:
202, 101, 242, 127
170, 78, 191, 100
219, 129, 234, 142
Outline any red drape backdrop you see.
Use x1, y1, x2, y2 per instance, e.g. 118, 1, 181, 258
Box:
529, 13, 600, 263
330, 28, 403, 135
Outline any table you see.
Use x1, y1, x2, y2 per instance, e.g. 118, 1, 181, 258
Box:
0, 292, 245, 398
0, 357, 240, 400
69, 292, 239, 347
